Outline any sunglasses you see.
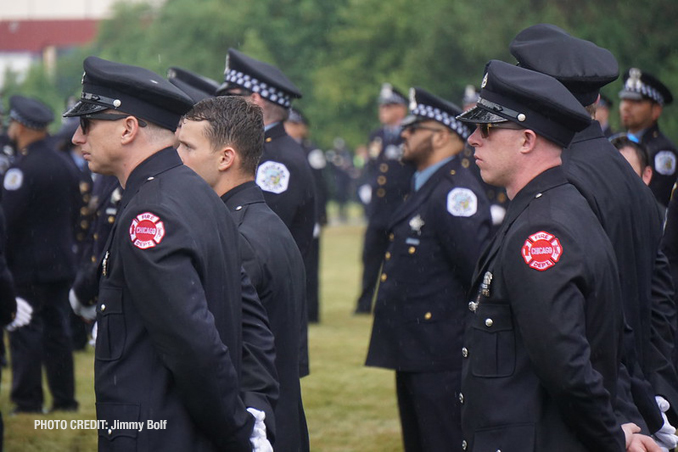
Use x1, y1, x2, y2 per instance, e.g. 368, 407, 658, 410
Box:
477, 122, 524, 138
403, 123, 445, 134
79, 113, 147, 134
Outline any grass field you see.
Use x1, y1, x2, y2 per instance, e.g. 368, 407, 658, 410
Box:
0, 217, 404, 451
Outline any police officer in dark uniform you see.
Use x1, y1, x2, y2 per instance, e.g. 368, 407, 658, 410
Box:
178, 95, 309, 452
366, 87, 491, 452
461, 85, 510, 235
619, 68, 677, 208
456, 59, 658, 452
216, 49, 317, 263
285, 108, 328, 323
64, 56, 256, 451
216, 49, 314, 378
2, 95, 80, 414
355, 83, 414, 314
510, 24, 678, 445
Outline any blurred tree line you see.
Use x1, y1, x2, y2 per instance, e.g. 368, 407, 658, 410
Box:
3, 0, 678, 150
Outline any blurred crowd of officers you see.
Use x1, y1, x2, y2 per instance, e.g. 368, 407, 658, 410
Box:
0, 20, 676, 452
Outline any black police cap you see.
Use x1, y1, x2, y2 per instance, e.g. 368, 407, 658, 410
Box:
63, 56, 194, 132
378, 83, 407, 106
9, 95, 54, 130
456, 60, 592, 148
619, 68, 673, 106
216, 49, 301, 108
287, 108, 309, 126
167, 67, 219, 105
403, 87, 470, 140
510, 23, 618, 106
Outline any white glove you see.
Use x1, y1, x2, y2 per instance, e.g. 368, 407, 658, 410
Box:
6, 297, 33, 332
69, 289, 97, 321
247, 407, 273, 452
90, 321, 98, 346
653, 396, 678, 451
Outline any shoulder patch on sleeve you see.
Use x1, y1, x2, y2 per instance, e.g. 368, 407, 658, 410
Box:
129, 212, 165, 249
256, 160, 290, 194
447, 187, 477, 217
521, 231, 563, 271
3, 168, 23, 191
654, 150, 677, 176
308, 148, 326, 169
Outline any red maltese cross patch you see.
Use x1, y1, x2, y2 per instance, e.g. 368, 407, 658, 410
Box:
521, 231, 563, 271
129, 212, 166, 250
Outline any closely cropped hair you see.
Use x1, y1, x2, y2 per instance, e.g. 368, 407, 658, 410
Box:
610, 134, 651, 169
185, 97, 264, 175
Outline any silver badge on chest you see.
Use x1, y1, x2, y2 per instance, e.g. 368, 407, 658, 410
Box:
409, 214, 425, 234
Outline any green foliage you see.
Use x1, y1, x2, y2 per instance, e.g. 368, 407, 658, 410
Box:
5, 0, 678, 148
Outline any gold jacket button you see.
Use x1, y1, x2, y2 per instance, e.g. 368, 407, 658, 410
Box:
108, 216, 115, 224
385, 251, 391, 260
485, 318, 494, 327
376, 188, 386, 198
424, 312, 432, 320
377, 175, 387, 185
380, 273, 388, 282
408, 246, 416, 254
380, 163, 389, 173
389, 233, 395, 241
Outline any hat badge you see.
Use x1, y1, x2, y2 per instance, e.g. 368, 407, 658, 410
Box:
628, 68, 642, 90
381, 83, 394, 100
408, 88, 418, 111
481, 73, 488, 89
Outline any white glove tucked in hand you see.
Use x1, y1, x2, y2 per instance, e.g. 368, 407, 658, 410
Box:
6, 297, 33, 332
654, 396, 678, 452
247, 407, 273, 452
69, 289, 97, 321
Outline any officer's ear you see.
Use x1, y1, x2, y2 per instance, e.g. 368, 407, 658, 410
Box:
518, 129, 538, 155
217, 146, 237, 172
651, 103, 663, 122
120, 116, 142, 145
642, 165, 653, 186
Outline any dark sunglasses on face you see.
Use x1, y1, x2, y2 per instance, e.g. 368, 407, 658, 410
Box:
79, 113, 147, 134
477, 122, 524, 138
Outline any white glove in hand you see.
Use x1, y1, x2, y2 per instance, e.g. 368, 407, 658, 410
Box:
6, 297, 33, 332
247, 407, 273, 452
69, 289, 97, 321
654, 396, 678, 451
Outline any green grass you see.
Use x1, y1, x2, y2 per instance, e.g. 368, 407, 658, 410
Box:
1, 220, 404, 451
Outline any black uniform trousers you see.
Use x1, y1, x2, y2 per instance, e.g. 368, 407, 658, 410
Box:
305, 235, 321, 323
397, 370, 462, 452
10, 280, 77, 411
355, 223, 389, 313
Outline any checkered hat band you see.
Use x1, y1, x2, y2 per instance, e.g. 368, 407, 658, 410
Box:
10, 109, 45, 129
412, 104, 470, 139
626, 82, 665, 105
226, 70, 292, 108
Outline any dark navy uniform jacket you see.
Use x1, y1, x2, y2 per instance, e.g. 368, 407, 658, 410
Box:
72, 175, 121, 306
566, 121, 678, 429
2, 138, 79, 286
257, 122, 316, 259
0, 205, 16, 325
224, 181, 309, 452
640, 122, 678, 207
95, 148, 253, 452
363, 127, 414, 228
366, 157, 491, 372
461, 166, 625, 452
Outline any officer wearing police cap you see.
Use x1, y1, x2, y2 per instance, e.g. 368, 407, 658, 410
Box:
2, 94, 80, 414
457, 60, 646, 451
217, 49, 314, 379
365, 86, 491, 452
355, 83, 415, 314
619, 67, 677, 207
64, 56, 256, 451
511, 24, 678, 446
